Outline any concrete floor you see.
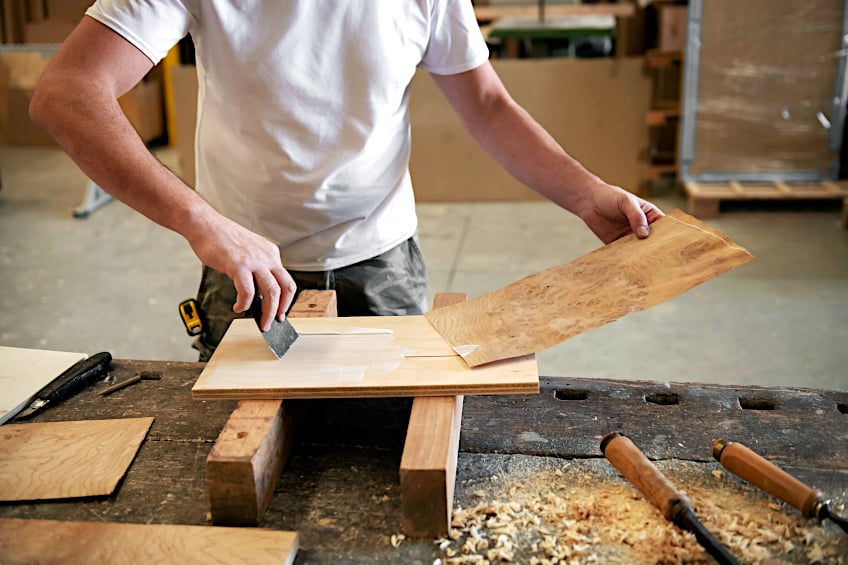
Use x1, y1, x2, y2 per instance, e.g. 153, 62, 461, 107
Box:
1, 146, 847, 390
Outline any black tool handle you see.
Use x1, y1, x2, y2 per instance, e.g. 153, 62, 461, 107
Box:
601, 431, 691, 520
18, 351, 112, 418
712, 439, 824, 519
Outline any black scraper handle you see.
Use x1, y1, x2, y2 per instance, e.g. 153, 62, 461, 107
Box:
17, 351, 112, 419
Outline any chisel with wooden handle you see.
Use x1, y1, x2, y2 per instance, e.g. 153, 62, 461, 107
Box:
713, 439, 848, 534
601, 432, 742, 565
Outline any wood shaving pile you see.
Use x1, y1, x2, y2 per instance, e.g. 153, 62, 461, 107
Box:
433, 465, 847, 565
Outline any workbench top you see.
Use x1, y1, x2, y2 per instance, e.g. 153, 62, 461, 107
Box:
2, 360, 846, 564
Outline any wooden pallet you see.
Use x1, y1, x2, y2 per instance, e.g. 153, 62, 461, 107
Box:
684, 181, 848, 222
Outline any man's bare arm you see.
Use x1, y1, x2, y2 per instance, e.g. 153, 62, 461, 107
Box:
430, 62, 662, 243
29, 16, 294, 329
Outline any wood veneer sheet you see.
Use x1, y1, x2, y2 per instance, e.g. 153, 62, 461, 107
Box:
191, 317, 538, 400
0, 417, 153, 501
0, 518, 298, 565
425, 209, 754, 367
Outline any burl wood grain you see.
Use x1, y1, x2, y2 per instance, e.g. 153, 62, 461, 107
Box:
0, 518, 298, 565
0, 418, 153, 501
425, 209, 754, 367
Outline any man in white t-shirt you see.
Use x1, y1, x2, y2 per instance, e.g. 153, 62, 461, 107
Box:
30, 1, 663, 359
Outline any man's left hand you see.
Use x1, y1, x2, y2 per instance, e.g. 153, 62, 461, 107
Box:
578, 184, 664, 244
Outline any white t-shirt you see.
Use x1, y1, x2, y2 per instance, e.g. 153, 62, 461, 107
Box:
86, 0, 489, 270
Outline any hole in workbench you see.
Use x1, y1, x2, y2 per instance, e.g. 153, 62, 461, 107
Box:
554, 389, 589, 401
738, 397, 777, 410
838, 403, 848, 414
645, 392, 680, 405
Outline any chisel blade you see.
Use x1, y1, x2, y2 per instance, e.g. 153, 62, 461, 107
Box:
250, 295, 298, 359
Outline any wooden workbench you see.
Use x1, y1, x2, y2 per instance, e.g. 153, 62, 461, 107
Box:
1, 360, 846, 563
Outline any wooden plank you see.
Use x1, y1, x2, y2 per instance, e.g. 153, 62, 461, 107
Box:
0, 418, 153, 501
400, 293, 466, 538
0, 518, 298, 565
401, 395, 463, 538
425, 209, 753, 367
192, 318, 539, 400
206, 290, 337, 525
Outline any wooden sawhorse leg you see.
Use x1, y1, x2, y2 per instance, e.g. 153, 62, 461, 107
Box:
400, 292, 467, 538
206, 290, 337, 525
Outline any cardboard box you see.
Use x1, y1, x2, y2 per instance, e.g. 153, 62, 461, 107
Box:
24, 19, 76, 43
118, 68, 165, 143
409, 56, 652, 200
168, 64, 198, 187
0, 51, 56, 145
0, 50, 164, 146
45, 0, 93, 22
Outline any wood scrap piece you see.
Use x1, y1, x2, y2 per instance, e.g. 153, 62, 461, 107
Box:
425, 209, 754, 367
0, 417, 153, 501
205, 290, 336, 526
401, 293, 468, 538
0, 518, 298, 565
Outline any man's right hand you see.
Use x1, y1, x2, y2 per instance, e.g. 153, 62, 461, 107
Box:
184, 212, 296, 332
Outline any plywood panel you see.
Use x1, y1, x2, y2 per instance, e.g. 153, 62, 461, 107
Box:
0, 518, 298, 565
425, 209, 753, 367
0, 418, 153, 501
191, 317, 538, 400
409, 57, 652, 201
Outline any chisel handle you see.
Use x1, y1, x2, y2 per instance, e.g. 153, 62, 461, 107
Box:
601, 432, 691, 520
712, 439, 824, 519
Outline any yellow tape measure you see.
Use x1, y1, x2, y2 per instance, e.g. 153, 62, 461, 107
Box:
178, 298, 203, 336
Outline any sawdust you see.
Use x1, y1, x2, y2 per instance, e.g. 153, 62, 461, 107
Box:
434, 460, 847, 565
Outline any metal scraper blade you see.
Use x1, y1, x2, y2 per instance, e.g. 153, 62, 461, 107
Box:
250, 295, 299, 359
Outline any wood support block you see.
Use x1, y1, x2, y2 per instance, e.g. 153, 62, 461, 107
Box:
288, 289, 338, 318
206, 290, 337, 525
206, 399, 300, 524
400, 292, 467, 538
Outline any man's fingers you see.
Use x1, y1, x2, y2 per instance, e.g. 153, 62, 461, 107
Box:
622, 196, 650, 239
273, 268, 297, 321
232, 271, 256, 314
253, 273, 281, 332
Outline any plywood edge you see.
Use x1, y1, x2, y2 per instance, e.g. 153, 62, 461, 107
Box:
191, 380, 539, 401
